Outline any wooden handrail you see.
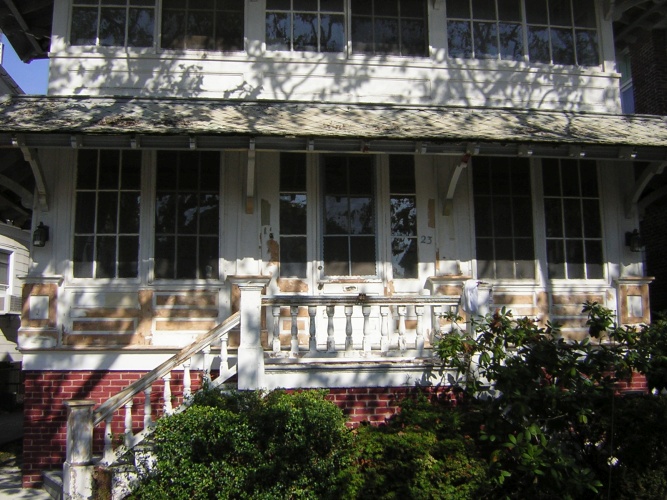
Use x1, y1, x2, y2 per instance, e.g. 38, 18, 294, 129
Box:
262, 295, 460, 307
93, 311, 240, 426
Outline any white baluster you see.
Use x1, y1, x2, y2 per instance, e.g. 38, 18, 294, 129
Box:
398, 305, 407, 353
380, 305, 389, 354
124, 401, 133, 448
143, 387, 153, 429
290, 306, 299, 357
308, 305, 317, 352
362, 305, 372, 352
182, 360, 192, 400
163, 373, 173, 416
415, 305, 425, 355
103, 416, 113, 463
345, 305, 353, 351
219, 333, 229, 372
272, 305, 281, 353
202, 344, 211, 384
326, 305, 336, 352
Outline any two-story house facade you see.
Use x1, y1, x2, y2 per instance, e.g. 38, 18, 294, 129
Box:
1, 0, 666, 490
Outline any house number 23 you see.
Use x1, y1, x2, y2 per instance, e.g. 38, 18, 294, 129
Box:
420, 236, 433, 244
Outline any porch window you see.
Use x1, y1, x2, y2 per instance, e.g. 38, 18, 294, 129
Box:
389, 156, 418, 279
279, 153, 308, 278
322, 156, 376, 277
473, 157, 535, 280
543, 159, 603, 279
161, 0, 245, 51
70, 0, 156, 48
446, 0, 599, 66
73, 150, 141, 279
154, 151, 220, 280
0, 251, 9, 286
266, 0, 345, 52
351, 0, 429, 56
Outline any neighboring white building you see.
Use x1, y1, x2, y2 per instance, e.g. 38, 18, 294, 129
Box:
0, 0, 665, 491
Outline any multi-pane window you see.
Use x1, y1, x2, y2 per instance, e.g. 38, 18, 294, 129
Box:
70, 0, 156, 47
0, 251, 9, 286
279, 154, 308, 278
351, 0, 429, 56
389, 156, 418, 279
446, 0, 599, 66
266, 0, 345, 52
73, 150, 141, 279
473, 157, 535, 280
154, 151, 220, 280
543, 159, 603, 279
161, 0, 244, 51
323, 156, 376, 276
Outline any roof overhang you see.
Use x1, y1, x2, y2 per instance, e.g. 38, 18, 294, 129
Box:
0, 0, 52, 62
1, 96, 666, 161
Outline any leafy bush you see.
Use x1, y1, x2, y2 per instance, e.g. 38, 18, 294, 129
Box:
131, 390, 352, 499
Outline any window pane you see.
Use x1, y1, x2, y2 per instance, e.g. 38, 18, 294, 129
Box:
566, 240, 585, 279
498, 0, 522, 21
351, 236, 376, 275
579, 161, 599, 196
472, 0, 496, 20
446, 0, 470, 18
75, 192, 97, 233
512, 196, 533, 237
161, 10, 185, 49
549, 0, 572, 26
178, 194, 199, 234
550, 27, 574, 65
374, 17, 399, 54
99, 8, 126, 46
576, 30, 599, 66
199, 194, 220, 234
97, 192, 119, 234
401, 18, 427, 56
281, 237, 308, 277
573, 2, 596, 28
546, 239, 565, 278
585, 240, 604, 279
582, 199, 601, 238
73, 236, 95, 278
280, 194, 307, 234
99, 151, 120, 189
95, 236, 117, 278
119, 192, 140, 233
325, 196, 349, 234
528, 26, 550, 63
321, 14, 345, 52
525, 0, 548, 23
375, 1, 398, 17
448, 21, 473, 58
154, 236, 175, 279
349, 197, 374, 234
542, 159, 561, 196
293, 12, 318, 51
176, 237, 197, 279
0, 252, 9, 285
127, 7, 154, 47
199, 236, 219, 279
499, 23, 522, 60
155, 194, 176, 233
187, 11, 214, 49
474, 21, 498, 59
392, 237, 418, 278
561, 160, 580, 196
351, 16, 373, 53
474, 197, 493, 236
266, 12, 291, 50
544, 198, 563, 237
71, 7, 99, 45
217, 11, 244, 50
118, 236, 139, 278
389, 156, 416, 193
563, 199, 582, 238
391, 196, 417, 236
323, 236, 349, 275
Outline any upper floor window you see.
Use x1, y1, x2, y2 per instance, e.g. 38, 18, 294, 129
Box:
266, 0, 345, 52
161, 0, 245, 51
542, 159, 603, 279
73, 150, 141, 279
70, 0, 156, 48
351, 0, 429, 56
446, 0, 599, 67
473, 157, 535, 280
154, 151, 220, 280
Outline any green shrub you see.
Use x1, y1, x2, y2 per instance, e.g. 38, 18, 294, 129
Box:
131, 390, 352, 499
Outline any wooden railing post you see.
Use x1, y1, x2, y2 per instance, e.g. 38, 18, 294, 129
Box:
228, 275, 271, 390
63, 400, 95, 500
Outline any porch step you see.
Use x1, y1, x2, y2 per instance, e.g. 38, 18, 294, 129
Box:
42, 470, 62, 500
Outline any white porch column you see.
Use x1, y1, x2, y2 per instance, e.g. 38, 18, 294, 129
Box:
63, 400, 95, 500
228, 275, 271, 390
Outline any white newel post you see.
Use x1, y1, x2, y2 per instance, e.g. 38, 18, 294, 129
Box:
63, 400, 95, 500
228, 276, 271, 390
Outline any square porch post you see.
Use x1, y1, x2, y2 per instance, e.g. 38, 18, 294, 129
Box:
63, 400, 95, 500
227, 275, 271, 390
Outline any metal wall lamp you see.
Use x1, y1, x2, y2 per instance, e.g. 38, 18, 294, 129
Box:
625, 229, 643, 252
33, 222, 49, 247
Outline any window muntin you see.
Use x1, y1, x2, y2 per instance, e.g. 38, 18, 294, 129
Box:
73, 150, 141, 279
161, 0, 244, 51
473, 157, 535, 280
323, 156, 376, 277
389, 156, 418, 279
542, 159, 603, 280
266, 0, 345, 52
279, 153, 308, 278
0, 251, 9, 286
154, 151, 220, 280
351, 0, 428, 56
446, 0, 599, 66
70, 0, 156, 48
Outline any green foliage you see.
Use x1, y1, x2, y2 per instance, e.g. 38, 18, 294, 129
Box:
341, 395, 489, 500
131, 389, 352, 499
434, 301, 667, 499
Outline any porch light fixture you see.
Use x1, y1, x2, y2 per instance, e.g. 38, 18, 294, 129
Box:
32, 222, 49, 247
625, 229, 643, 252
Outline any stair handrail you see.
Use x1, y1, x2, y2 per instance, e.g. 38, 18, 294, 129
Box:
93, 311, 241, 426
